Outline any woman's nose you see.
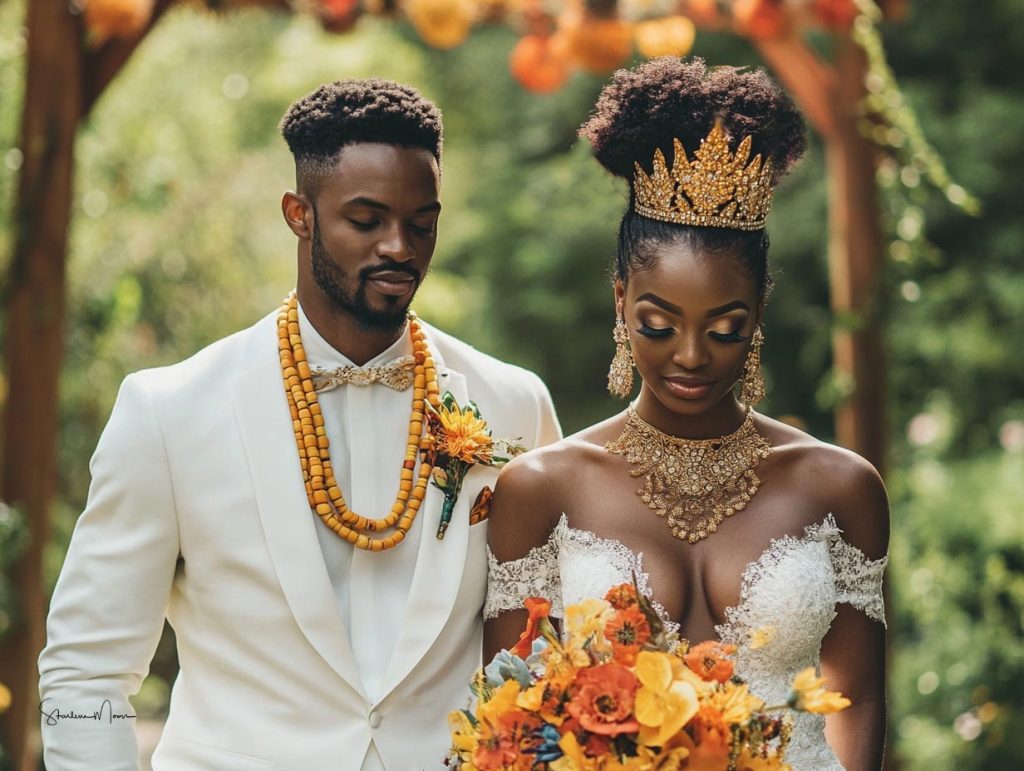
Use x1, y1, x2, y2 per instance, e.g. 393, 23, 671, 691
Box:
672, 331, 710, 371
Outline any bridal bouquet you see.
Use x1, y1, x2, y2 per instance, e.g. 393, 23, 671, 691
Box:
447, 584, 849, 770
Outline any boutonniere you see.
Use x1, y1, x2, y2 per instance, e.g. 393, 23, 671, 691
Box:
424, 391, 525, 540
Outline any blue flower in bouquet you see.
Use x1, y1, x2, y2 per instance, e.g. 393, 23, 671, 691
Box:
483, 650, 532, 689
526, 723, 563, 763
525, 637, 549, 671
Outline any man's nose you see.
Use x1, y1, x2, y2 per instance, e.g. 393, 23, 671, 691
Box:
376, 223, 415, 262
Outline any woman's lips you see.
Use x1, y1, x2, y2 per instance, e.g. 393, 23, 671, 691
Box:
663, 377, 715, 400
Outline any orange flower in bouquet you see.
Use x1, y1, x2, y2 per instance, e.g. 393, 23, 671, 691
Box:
683, 641, 736, 684
567, 663, 640, 736
511, 597, 554, 659
604, 606, 650, 666
448, 583, 850, 769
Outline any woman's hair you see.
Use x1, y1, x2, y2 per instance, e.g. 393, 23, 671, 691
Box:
579, 57, 806, 302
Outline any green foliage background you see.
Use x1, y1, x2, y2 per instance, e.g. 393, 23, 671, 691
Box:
0, 1, 1022, 768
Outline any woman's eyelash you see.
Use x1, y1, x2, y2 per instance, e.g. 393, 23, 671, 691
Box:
710, 330, 748, 343
638, 324, 750, 343
637, 324, 674, 339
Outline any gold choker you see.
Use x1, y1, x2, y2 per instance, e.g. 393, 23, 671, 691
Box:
605, 407, 771, 543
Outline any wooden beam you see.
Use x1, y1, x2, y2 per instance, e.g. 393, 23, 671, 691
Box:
824, 36, 887, 470
754, 32, 838, 139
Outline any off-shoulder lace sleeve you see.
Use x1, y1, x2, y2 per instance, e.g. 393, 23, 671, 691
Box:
484, 534, 563, 620
828, 530, 888, 626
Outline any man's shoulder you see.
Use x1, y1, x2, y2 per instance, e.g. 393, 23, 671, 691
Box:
423, 322, 547, 398
129, 312, 273, 401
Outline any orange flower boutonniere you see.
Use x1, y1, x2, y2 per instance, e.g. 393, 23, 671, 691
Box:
425, 391, 525, 539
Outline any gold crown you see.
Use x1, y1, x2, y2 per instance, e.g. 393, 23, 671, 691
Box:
633, 121, 774, 231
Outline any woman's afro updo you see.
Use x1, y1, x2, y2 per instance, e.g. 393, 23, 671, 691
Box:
580, 57, 806, 185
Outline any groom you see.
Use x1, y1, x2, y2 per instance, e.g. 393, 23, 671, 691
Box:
38, 79, 560, 770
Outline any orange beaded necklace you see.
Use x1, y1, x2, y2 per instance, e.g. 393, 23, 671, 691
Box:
277, 291, 441, 551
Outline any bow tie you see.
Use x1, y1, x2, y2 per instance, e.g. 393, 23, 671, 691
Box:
311, 355, 417, 393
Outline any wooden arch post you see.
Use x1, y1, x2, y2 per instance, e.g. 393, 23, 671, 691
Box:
756, 32, 887, 472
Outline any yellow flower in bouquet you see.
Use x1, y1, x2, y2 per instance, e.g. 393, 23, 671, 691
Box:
478, 679, 522, 725
447, 582, 847, 770
634, 652, 700, 748
516, 681, 547, 712
564, 598, 614, 661
789, 667, 851, 715
551, 732, 599, 771
705, 681, 763, 725
449, 710, 480, 758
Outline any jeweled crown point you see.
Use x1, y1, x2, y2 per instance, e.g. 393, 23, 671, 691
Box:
633, 120, 775, 231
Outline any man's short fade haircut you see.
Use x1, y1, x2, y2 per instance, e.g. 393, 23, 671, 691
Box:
279, 78, 443, 197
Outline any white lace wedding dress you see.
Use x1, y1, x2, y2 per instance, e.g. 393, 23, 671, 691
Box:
484, 513, 887, 770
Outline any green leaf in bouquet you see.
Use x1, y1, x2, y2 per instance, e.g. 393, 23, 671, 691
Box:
440, 390, 458, 412
463, 399, 484, 422
633, 571, 675, 651
469, 668, 491, 703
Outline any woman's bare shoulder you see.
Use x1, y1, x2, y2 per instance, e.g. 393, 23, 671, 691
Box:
491, 414, 625, 530
757, 414, 890, 558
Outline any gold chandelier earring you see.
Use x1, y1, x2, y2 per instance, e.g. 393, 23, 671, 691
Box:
607, 314, 635, 399
739, 326, 766, 407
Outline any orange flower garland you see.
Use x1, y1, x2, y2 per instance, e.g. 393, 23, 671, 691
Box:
277, 291, 440, 551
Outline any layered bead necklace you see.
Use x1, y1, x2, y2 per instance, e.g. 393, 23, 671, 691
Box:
277, 291, 440, 551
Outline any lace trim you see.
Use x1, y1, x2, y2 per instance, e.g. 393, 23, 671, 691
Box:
787, 712, 843, 770
552, 515, 681, 641
828, 526, 887, 624
484, 534, 564, 619
484, 514, 683, 641
712, 515, 884, 770
717, 514, 886, 643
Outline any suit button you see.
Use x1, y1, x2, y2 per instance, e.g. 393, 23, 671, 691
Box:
369, 709, 382, 729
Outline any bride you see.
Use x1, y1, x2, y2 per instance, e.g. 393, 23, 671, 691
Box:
484, 58, 889, 770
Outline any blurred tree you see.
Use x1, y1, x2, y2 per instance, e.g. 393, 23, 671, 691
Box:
0, 1, 292, 762
889, 448, 1024, 769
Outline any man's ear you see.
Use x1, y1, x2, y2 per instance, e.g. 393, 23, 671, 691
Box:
282, 191, 313, 239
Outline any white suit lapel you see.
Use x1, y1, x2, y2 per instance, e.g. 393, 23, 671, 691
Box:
378, 338, 473, 698
230, 315, 366, 699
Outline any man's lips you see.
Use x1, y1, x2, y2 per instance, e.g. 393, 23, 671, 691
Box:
365, 271, 417, 296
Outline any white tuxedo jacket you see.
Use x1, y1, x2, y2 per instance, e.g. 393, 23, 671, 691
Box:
39, 311, 561, 771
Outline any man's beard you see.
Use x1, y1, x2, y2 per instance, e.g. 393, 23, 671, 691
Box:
310, 217, 422, 334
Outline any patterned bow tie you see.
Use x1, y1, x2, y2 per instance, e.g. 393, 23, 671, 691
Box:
311, 355, 417, 393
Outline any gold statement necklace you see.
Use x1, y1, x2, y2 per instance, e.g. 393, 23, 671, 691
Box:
277, 291, 440, 551
605, 407, 771, 543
